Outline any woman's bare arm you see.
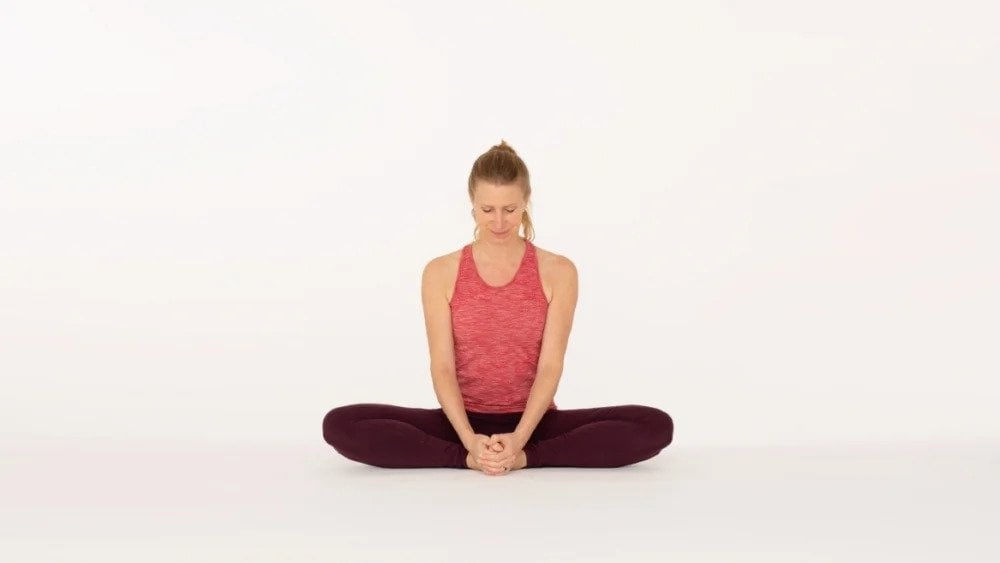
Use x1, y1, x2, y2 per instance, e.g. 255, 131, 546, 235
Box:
514, 254, 578, 445
421, 256, 477, 450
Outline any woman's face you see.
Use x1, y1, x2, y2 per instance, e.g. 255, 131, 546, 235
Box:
472, 181, 527, 242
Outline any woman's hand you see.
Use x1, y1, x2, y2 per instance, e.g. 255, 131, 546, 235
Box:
466, 434, 495, 464
477, 433, 525, 476
465, 434, 505, 474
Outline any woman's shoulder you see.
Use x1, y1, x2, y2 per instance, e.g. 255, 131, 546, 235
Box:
531, 243, 577, 280
422, 246, 465, 282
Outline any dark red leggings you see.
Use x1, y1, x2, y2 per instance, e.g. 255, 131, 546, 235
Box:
322, 403, 674, 469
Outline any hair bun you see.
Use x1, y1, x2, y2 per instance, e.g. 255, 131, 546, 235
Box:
492, 139, 518, 155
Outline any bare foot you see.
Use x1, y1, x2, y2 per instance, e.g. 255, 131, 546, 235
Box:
467, 443, 504, 471
512, 450, 528, 470
465, 452, 481, 470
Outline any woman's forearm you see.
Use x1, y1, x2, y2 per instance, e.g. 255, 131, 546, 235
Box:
431, 369, 476, 450
514, 367, 561, 446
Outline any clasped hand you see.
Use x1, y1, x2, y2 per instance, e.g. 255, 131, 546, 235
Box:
470, 432, 524, 476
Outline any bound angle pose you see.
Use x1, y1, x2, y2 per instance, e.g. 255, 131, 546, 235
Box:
322, 140, 674, 475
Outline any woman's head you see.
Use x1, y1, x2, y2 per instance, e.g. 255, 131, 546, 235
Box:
468, 140, 534, 242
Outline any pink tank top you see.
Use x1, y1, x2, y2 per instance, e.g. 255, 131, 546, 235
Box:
450, 239, 557, 413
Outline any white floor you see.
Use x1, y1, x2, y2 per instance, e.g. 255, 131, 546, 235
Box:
2, 437, 997, 562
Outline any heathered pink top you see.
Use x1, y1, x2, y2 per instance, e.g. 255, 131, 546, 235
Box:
450, 239, 557, 413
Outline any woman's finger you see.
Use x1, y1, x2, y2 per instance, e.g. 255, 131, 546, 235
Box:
484, 456, 511, 470
482, 456, 511, 469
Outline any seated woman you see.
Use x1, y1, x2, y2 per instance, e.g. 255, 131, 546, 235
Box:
322, 141, 674, 475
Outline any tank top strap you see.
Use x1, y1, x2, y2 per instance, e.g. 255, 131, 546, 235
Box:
521, 240, 536, 273
457, 243, 475, 279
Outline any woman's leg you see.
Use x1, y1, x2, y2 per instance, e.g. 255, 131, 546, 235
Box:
322, 403, 468, 469
521, 405, 674, 468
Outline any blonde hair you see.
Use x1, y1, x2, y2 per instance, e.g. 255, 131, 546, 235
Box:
467, 140, 534, 242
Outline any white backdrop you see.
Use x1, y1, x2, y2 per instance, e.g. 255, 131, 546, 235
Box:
2, 1, 997, 448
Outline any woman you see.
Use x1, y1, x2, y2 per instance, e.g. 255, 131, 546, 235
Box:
322, 141, 673, 475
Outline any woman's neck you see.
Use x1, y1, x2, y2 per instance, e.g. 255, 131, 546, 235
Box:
472, 236, 526, 261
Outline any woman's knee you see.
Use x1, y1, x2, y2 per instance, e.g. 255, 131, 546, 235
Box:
629, 405, 673, 449
322, 403, 401, 447
322, 404, 365, 446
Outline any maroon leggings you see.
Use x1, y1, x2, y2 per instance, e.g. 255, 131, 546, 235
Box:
322, 403, 674, 469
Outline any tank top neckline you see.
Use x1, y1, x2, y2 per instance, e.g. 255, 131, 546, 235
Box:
467, 239, 532, 289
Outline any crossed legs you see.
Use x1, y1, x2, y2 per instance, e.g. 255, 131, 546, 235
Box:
322, 403, 673, 469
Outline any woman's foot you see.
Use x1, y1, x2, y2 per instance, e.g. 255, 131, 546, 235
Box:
512, 450, 528, 470
466, 443, 502, 470
465, 451, 481, 470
